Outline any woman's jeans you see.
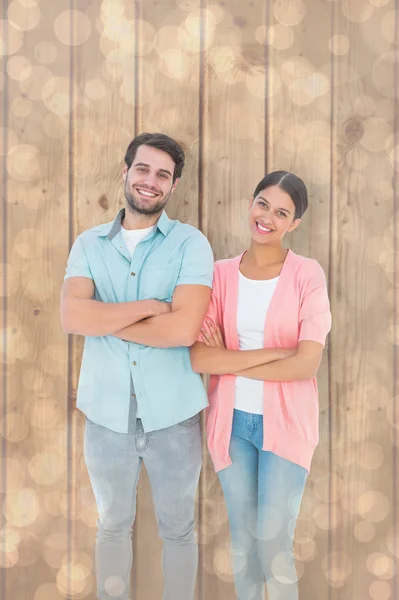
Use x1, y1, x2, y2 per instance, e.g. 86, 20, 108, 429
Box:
84, 404, 202, 600
218, 410, 308, 600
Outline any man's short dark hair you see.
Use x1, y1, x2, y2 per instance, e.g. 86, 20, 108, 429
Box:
124, 133, 185, 182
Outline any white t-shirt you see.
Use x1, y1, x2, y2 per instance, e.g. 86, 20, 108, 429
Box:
121, 224, 155, 418
234, 272, 279, 414
121, 224, 155, 258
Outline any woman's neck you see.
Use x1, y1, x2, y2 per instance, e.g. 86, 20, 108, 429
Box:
244, 243, 288, 268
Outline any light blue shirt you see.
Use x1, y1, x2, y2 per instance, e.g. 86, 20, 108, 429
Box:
64, 208, 214, 433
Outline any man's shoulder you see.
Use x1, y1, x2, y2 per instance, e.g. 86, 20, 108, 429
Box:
78, 220, 113, 242
171, 220, 210, 245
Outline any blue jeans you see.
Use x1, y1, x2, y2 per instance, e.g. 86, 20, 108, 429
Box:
84, 400, 202, 600
218, 410, 308, 600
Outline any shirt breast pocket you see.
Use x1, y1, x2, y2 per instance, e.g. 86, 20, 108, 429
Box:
139, 265, 179, 302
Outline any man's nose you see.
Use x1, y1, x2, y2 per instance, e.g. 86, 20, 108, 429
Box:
143, 173, 158, 189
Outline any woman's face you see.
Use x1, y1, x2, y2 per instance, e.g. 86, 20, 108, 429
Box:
248, 185, 301, 246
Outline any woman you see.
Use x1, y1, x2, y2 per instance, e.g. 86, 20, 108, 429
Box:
190, 171, 332, 600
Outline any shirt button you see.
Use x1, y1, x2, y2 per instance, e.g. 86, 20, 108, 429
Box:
132, 393, 136, 398
132, 361, 137, 366
131, 272, 136, 276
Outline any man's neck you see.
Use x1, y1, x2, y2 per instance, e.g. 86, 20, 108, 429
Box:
122, 207, 161, 231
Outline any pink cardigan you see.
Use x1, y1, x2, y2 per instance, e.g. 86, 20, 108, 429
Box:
201, 249, 332, 473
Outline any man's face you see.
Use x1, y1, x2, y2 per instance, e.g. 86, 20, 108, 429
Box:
123, 144, 178, 216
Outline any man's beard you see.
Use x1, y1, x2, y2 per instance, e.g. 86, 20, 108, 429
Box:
124, 181, 172, 216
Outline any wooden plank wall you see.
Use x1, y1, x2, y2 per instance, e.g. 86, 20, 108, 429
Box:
1, 1, 398, 599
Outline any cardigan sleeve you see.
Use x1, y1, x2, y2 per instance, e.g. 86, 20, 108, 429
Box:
298, 261, 332, 347
196, 263, 221, 342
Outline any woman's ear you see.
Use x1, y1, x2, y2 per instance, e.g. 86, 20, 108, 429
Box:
288, 218, 301, 233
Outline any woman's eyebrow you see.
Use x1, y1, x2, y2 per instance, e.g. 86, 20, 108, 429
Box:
257, 197, 291, 215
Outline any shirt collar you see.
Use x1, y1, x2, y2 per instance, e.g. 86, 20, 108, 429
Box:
95, 208, 173, 240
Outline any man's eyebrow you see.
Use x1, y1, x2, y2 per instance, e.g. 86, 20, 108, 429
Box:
257, 196, 291, 214
134, 162, 172, 177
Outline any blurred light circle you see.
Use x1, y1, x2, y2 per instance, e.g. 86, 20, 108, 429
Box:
356, 442, 384, 470
17, 531, 41, 566
381, 11, 398, 44
367, 553, 395, 579
34, 583, 64, 600
19, 65, 54, 100
104, 575, 127, 597
274, 0, 306, 26
29, 451, 65, 485
42, 533, 68, 568
369, 581, 391, 600
329, 35, 350, 56
8, 0, 40, 31
360, 117, 391, 152
345, 147, 369, 171
354, 95, 375, 117
358, 491, 390, 522
6, 144, 41, 181
7, 55, 32, 81
42, 113, 69, 140
0, 548, 19, 568
0, 20, 24, 56
11, 96, 33, 117
84, 79, 107, 101
341, 0, 373, 22
269, 24, 294, 50
54, 10, 91, 46
354, 520, 376, 543
4, 488, 41, 527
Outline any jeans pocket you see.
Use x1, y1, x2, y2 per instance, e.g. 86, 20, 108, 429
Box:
177, 413, 201, 429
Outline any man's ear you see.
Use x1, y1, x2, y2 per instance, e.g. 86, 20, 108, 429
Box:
171, 177, 180, 192
122, 166, 128, 180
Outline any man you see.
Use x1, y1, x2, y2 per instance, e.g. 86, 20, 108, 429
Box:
61, 133, 213, 600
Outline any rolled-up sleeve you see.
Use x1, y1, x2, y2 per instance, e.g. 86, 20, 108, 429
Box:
64, 235, 93, 280
176, 233, 214, 287
298, 262, 332, 347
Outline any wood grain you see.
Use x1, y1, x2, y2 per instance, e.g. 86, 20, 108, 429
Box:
0, 1, 398, 599
2, 2, 71, 598
329, 0, 397, 598
71, 1, 139, 598
201, 1, 267, 598
134, 1, 202, 598
266, 1, 333, 597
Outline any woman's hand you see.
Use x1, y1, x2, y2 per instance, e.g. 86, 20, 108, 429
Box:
201, 320, 226, 349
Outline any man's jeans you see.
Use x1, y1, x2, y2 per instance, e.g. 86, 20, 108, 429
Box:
218, 410, 308, 600
84, 403, 202, 600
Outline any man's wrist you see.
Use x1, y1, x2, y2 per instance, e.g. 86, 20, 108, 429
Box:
135, 300, 155, 318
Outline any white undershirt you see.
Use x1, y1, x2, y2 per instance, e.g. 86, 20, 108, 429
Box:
121, 224, 155, 418
234, 272, 279, 415
121, 224, 155, 258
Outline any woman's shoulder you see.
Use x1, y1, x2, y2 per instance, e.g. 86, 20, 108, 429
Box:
214, 254, 241, 272
290, 250, 327, 286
